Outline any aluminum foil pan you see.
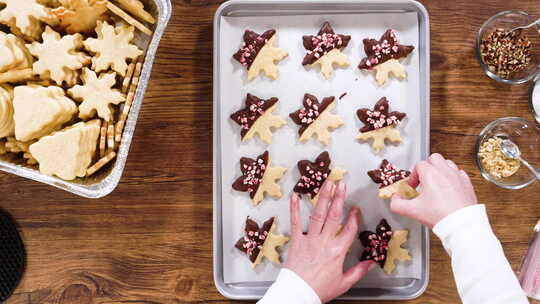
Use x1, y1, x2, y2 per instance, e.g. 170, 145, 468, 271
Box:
0, 0, 172, 198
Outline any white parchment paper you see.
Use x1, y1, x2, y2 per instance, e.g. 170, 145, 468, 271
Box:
219, 12, 423, 286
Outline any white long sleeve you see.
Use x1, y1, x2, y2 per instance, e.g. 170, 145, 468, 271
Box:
433, 204, 529, 304
258, 268, 321, 304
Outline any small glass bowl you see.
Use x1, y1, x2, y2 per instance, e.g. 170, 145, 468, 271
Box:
476, 10, 540, 84
529, 74, 540, 123
476, 117, 540, 189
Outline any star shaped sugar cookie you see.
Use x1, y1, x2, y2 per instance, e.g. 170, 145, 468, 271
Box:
356, 97, 406, 153
0, 0, 57, 41
230, 93, 286, 144
233, 29, 288, 81
359, 219, 411, 274
235, 217, 289, 268
358, 29, 414, 85
368, 159, 418, 200
232, 151, 287, 206
293, 151, 347, 205
68, 68, 125, 121
84, 20, 143, 76
27, 26, 91, 86
289, 93, 344, 145
52, 0, 108, 34
302, 22, 351, 79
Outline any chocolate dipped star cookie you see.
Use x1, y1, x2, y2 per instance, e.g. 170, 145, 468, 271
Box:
368, 159, 418, 200
293, 151, 346, 205
232, 151, 287, 205
235, 217, 289, 267
230, 93, 286, 144
358, 29, 414, 85
289, 93, 344, 145
302, 22, 351, 79
356, 97, 406, 153
359, 219, 411, 274
233, 29, 288, 81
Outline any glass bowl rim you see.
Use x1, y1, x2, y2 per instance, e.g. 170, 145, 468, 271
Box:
475, 10, 540, 85
475, 116, 538, 189
528, 74, 540, 123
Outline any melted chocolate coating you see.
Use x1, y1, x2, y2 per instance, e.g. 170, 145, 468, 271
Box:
289, 93, 335, 136
359, 219, 393, 267
302, 22, 351, 65
368, 159, 411, 189
293, 151, 332, 199
357, 97, 406, 133
232, 151, 269, 199
235, 217, 274, 263
233, 29, 276, 69
230, 94, 278, 139
358, 29, 414, 70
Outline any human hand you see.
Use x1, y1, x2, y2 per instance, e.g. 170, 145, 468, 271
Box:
284, 180, 375, 303
390, 153, 478, 228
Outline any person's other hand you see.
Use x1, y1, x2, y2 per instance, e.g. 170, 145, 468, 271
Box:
390, 153, 478, 228
284, 180, 375, 303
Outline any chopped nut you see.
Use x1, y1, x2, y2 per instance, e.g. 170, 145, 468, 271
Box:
478, 137, 521, 179
480, 28, 532, 79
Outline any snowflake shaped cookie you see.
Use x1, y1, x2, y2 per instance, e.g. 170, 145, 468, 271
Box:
27, 26, 91, 86
0, 0, 57, 41
84, 20, 143, 76
359, 219, 411, 274
293, 151, 347, 205
368, 159, 418, 200
289, 93, 344, 145
52, 0, 108, 34
232, 151, 287, 206
230, 93, 286, 144
68, 68, 125, 121
235, 217, 289, 267
358, 29, 414, 85
233, 29, 288, 81
302, 22, 351, 79
356, 97, 406, 153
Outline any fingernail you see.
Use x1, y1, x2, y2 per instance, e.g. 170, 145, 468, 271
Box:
324, 180, 334, 192
368, 261, 377, 271
292, 192, 298, 201
338, 181, 346, 192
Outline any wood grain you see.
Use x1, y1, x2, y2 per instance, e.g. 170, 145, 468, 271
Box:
3, 0, 540, 303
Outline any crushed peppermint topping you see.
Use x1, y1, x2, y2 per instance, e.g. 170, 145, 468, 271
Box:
235, 217, 274, 263
357, 97, 406, 133
233, 29, 276, 69
368, 159, 410, 188
290, 94, 335, 136
365, 109, 400, 129
232, 151, 269, 199
231, 94, 278, 138
359, 219, 393, 267
294, 151, 332, 198
302, 22, 351, 66
359, 29, 414, 70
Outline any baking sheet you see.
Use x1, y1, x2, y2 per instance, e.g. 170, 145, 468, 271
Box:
219, 12, 422, 286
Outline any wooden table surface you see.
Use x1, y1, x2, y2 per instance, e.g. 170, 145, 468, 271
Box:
3, 0, 540, 303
